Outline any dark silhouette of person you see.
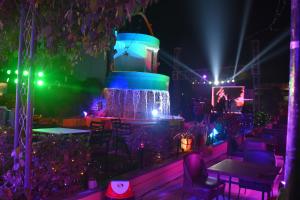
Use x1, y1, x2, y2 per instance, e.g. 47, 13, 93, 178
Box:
216, 96, 226, 115
227, 98, 232, 113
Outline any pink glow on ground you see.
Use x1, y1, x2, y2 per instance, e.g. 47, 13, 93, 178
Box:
141, 156, 284, 200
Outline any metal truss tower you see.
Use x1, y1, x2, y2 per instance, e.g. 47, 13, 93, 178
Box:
171, 47, 182, 115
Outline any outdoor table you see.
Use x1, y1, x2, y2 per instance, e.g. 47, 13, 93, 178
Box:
246, 137, 277, 150
33, 127, 91, 135
207, 159, 280, 200
33, 127, 91, 144
246, 137, 276, 144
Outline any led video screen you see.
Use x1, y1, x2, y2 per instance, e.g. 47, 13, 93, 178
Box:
212, 86, 245, 113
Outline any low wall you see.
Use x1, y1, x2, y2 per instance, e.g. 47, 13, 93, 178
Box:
70, 141, 228, 200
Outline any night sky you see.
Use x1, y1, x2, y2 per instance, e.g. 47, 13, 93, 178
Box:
121, 0, 290, 84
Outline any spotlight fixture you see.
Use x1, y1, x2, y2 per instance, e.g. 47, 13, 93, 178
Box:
214, 80, 219, 85
209, 81, 212, 85
221, 81, 224, 84
227, 80, 230, 83
37, 80, 44, 86
38, 71, 44, 77
23, 70, 29, 76
152, 109, 158, 117
231, 79, 235, 82
202, 75, 207, 79
83, 111, 88, 117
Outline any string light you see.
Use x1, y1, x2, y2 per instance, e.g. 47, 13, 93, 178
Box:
140, 142, 145, 149
38, 71, 44, 77
191, 78, 235, 86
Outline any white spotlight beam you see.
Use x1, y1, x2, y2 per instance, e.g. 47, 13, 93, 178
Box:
233, 46, 288, 79
233, 0, 252, 76
160, 50, 208, 82
232, 31, 289, 79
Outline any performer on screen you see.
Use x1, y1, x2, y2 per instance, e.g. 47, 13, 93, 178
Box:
216, 87, 227, 114
234, 87, 245, 107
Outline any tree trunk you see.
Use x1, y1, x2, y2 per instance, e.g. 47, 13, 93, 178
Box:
105, 48, 113, 77
24, 1, 36, 198
13, 0, 25, 165
284, 0, 300, 199
106, 37, 115, 77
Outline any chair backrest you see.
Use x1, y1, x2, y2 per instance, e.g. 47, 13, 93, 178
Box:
89, 121, 106, 144
183, 152, 208, 186
90, 121, 104, 131
244, 139, 267, 151
244, 150, 276, 167
118, 123, 132, 135
111, 119, 121, 131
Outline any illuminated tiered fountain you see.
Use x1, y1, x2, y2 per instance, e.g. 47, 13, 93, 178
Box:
104, 33, 171, 120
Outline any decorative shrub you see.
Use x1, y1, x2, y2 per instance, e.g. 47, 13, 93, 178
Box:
254, 111, 271, 127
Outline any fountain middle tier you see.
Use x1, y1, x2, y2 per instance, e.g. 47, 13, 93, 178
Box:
104, 88, 170, 119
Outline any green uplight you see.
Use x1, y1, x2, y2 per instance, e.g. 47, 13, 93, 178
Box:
14, 79, 18, 84
15, 70, 18, 75
7, 70, 11, 75
37, 80, 44, 86
6, 78, 9, 82
38, 72, 44, 77
23, 70, 29, 76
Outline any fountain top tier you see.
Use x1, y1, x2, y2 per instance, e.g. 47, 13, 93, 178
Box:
114, 33, 160, 73
106, 71, 169, 91
116, 33, 159, 49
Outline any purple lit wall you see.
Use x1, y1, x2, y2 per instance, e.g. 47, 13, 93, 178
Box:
284, 0, 300, 198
